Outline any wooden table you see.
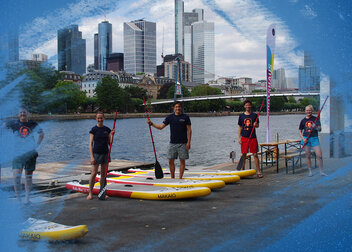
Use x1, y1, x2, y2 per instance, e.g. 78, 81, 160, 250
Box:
259, 140, 301, 173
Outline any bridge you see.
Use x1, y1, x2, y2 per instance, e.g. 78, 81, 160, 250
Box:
150, 92, 320, 105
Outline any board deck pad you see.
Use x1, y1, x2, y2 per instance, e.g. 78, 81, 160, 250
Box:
66, 181, 211, 200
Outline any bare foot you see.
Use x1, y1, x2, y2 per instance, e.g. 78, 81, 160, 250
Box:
308, 169, 313, 177
86, 194, 93, 200
320, 172, 327, 176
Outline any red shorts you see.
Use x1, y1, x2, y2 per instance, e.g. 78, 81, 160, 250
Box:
241, 137, 258, 154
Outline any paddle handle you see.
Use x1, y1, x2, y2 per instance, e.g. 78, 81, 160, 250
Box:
143, 96, 158, 161
301, 96, 329, 149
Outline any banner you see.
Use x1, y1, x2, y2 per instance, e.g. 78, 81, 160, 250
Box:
266, 24, 276, 143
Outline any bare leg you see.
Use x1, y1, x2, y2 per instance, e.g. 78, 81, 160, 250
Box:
169, 159, 175, 178
179, 159, 186, 179
305, 146, 313, 176
313, 146, 326, 176
253, 153, 263, 178
24, 170, 33, 204
13, 169, 23, 202
87, 164, 98, 200
241, 153, 247, 170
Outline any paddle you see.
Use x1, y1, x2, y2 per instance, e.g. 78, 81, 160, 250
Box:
98, 111, 118, 200
236, 100, 265, 170
143, 96, 164, 179
301, 96, 329, 149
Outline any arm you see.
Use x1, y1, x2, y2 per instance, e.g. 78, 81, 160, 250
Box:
299, 129, 307, 143
238, 125, 242, 145
147, 117, 167, 130
89, 133, 96, 165
37, 131, 44, 146
186, 125, 192, 150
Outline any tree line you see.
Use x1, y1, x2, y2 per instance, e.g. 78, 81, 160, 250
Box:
1, 64, 319, 114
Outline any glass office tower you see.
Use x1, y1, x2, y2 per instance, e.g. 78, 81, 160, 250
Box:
191, 20, 215, 84
299, 51, 320, 91
57, 25, 86, 75
175, 0, 184, 55
124, 19, 156, 74
97, 21, 112, 70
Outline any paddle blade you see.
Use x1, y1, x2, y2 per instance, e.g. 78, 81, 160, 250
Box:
98, 178, 107, 200
155, 161, 163, 179
236, 155, 245, 171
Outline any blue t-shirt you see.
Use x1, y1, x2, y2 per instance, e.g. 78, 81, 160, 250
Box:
238, 112, 258, 139
89, 126, 111, 154
163, 113, 191, 144
6, 119, 43, 154
299, 116, 320, 137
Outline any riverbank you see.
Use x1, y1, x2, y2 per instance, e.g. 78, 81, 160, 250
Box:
29, 111, 305, 121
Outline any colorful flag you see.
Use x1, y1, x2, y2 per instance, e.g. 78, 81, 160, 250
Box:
266, 24, 276, 143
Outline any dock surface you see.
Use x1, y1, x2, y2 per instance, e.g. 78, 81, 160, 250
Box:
7, 155, 352, 251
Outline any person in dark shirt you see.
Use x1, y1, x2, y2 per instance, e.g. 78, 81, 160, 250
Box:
6, 108, 44, 204
299, 105, 326, 177
238, 100, 262, 178
147, 102, 192, 179
87, 111, 114, 200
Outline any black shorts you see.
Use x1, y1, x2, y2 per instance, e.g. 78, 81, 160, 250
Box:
12, 151, 38, 172
93, 153, 110, 165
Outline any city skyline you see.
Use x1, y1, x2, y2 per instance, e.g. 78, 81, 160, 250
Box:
3, 0, 349, 87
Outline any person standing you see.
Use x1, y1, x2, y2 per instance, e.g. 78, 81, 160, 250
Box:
238, 100, 263, 178
147, 102, 192, 179
299, 105, 326, 177
6, 109, 44, 204
87, 111, 114, 200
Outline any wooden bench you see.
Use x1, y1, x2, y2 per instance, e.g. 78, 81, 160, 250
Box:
244, 151, 267, 170
283, 151, 317, 174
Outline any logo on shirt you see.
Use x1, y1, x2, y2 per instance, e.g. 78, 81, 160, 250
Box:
305, 120, 314, 133
179, 119, 185, 122
244, 118, 252, 131
19, 126, 31, 138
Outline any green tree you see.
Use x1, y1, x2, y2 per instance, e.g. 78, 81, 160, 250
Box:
299, 97, 320, 110
166, 84, 191, 99
124, 86, 147, 99
95, 76, 128, 112
157, 83, 173, 99
43, 81, 86, 113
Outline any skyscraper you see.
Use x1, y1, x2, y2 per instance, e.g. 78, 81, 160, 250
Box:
273, 68, 287, 89
0, 30, 19, 64
57, 25, 86, 75
192, 20, 215, 84
94, 33, 99, 69
96, 21, 112, 70
298, 51, 320, 91
124, 19, 156, 75
175, 0, 184, 55
183, 9, 203, 63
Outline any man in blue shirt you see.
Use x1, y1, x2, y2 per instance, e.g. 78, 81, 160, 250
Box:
147, 102, 192, 179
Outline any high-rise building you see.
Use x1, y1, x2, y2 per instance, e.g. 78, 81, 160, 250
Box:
175, 0, 184, 55
124, 19, 156, 75
107, 53, 124, 72
298, 51, 320, 91
32, 53, 48, 62
191, 20, 215, 84
0, 30, 19, 64
96, 21, 112, 70
94, 33, 99, 69
57, 25, 86, 75
272, 68, 287, 89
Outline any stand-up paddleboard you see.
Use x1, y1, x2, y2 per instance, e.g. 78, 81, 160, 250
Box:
66, 181, 211, 200
114, 170, 240, 184
19, 218, 88, 241
129, 168, 256, 178
95, 174, 225, 190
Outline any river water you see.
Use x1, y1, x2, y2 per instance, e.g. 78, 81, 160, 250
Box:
36, 114, 304, 168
